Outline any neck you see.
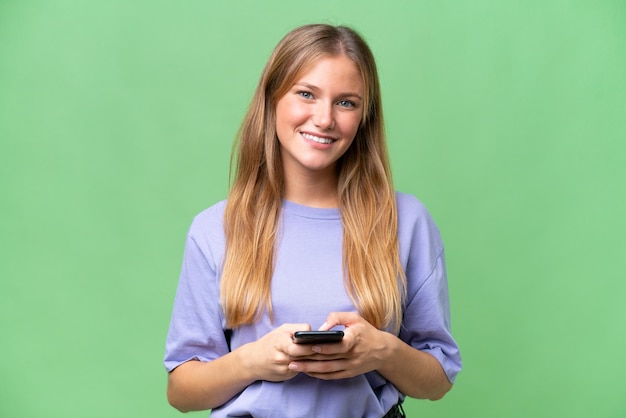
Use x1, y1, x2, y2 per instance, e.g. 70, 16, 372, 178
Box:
283, 170, 339, 208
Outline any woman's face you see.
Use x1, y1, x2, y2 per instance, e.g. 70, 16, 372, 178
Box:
275, 55, 364, 179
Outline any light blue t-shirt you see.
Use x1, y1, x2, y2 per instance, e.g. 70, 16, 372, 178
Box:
164, 192, 462, 417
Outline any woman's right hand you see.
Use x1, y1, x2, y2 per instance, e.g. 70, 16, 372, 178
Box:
241, 323, 312, 382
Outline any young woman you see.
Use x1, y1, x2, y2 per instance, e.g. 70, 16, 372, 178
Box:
164, 24, 461, 418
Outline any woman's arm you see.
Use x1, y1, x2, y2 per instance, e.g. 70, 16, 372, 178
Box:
167, 347, 255, 412
167, 324, 309, 412
375, 330, 452, 400
287, 312, 452, 400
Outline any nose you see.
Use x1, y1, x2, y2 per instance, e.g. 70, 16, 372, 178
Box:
312, 101, 335, 130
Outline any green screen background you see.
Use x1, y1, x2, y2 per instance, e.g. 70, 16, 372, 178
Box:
1, 1, 625, 417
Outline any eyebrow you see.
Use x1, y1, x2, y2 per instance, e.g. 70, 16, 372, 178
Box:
295, 82, 363, 100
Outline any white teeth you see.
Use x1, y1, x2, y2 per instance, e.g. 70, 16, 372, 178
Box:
302, 132, 334, 144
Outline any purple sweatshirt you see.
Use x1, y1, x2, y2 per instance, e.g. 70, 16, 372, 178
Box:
164, 192, 462, 417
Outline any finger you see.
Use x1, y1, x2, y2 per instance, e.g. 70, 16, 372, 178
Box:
289, 359, 354, 380
286, 343, 319, 358
277, 323, 312, 346
292, 351, 346, 361
321, 312, 361, 329
288, 359, 343, 374
309, 342, 348, 355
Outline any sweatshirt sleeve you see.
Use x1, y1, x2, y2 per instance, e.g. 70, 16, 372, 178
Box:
396, 193, 462, 383
164, 208, 229, 372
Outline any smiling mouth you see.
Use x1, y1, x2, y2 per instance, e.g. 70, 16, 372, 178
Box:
301, 132, 335, 145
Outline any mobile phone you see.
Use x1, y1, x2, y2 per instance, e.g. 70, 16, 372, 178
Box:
292, 330, 344, 344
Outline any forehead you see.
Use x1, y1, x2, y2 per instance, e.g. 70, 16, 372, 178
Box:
292, 55, 364, 92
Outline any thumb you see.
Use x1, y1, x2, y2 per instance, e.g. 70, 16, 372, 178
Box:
319, 311, 360, 330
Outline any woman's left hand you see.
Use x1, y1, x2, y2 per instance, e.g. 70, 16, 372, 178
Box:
287, 312, 392, 380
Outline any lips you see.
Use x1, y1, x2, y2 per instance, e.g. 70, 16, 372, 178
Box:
301, 132, 336, 145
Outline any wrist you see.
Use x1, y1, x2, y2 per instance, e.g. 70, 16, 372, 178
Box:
375, 331, 401, 372
231, 342, 258, 383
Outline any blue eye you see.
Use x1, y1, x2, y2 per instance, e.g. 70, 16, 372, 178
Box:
298, 91, 313, 99
338, 100, 355, 108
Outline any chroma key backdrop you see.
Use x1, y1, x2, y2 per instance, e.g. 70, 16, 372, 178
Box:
1, 1, 625, 417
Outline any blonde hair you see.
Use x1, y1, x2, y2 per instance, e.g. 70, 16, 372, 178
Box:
221, 24, 406, 332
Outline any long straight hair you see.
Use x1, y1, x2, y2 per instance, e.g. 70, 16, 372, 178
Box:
221, 24, 406, 332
